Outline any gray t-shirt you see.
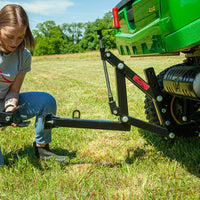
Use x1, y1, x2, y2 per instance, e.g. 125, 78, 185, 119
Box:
0, 48, 31, 110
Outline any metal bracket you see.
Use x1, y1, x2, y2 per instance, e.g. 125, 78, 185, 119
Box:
72, 110, 81, 119
0, 104, 30, 128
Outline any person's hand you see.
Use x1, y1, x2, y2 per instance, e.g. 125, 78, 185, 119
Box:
5, 105, 17, 127
5, 105, 16, 112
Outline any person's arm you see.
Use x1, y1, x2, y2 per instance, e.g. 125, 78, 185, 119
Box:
4, 73, 26, 112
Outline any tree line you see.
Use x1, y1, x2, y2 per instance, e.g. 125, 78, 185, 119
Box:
32, 12, 116, 56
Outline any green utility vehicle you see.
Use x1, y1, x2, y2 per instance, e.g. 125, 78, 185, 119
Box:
112, 0, 200, 137
114, 0, 200, 56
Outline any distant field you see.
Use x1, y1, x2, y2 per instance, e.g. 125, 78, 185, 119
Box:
0, 51, 199, 199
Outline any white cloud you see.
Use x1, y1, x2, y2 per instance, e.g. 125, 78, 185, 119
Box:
0, 0, 74, 15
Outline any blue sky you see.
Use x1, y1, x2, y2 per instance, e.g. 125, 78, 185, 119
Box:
0, 0, 120, 30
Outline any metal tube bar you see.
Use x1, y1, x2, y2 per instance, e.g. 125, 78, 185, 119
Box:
97, 30, 114, 100
128, 116, 169, 137
45, 117, 131, 131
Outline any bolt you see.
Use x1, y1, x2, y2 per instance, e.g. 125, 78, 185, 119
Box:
106, 52, 111, 58
165, 120, 171, 126
182, 116, 187, 122
121, 116, 129, 123
161, 108, 166, 113
46, 120, 54, 125
169, 132, 175, 139
118, 63, 124, 70
156, 95, 163, 102
5, 116, 11, 122
113, 109, 118, 115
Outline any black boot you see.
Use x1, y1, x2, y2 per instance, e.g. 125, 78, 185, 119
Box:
33, 142, 67, 163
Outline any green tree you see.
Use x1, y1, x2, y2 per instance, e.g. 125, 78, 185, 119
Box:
32, 12, 116, 55
60, 23, 85, 54
79, 11, 116, 52
61, 23, 84, 43
33, 21, 63, 56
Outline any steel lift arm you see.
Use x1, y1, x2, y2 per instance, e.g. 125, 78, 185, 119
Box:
43, 29, 172, 138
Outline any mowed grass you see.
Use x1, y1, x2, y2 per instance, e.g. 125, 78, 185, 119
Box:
1, 50, 200, 199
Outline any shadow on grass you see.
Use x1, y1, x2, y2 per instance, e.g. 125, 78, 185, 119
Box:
138, 129, 200, 177
3, 144, 77, 169
125, 147, 146, 165
4, 130, 200, 175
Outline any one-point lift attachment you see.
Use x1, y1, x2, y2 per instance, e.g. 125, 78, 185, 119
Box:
42, 29, 174, 139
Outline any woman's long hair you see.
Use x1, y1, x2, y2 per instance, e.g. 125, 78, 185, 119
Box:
0, 4, 35, 51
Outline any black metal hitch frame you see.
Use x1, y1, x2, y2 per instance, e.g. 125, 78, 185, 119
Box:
43, 29, 200, 139
43, 28, 177, 139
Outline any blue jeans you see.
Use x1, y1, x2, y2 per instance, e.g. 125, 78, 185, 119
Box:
0, 92, 57, 166
0, 148, 3, 166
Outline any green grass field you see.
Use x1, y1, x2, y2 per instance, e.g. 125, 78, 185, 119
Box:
0, 51, 200, 199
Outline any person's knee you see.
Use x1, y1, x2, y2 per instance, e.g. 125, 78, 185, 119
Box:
43, 92, 57, 114
46, 93, 56, 107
